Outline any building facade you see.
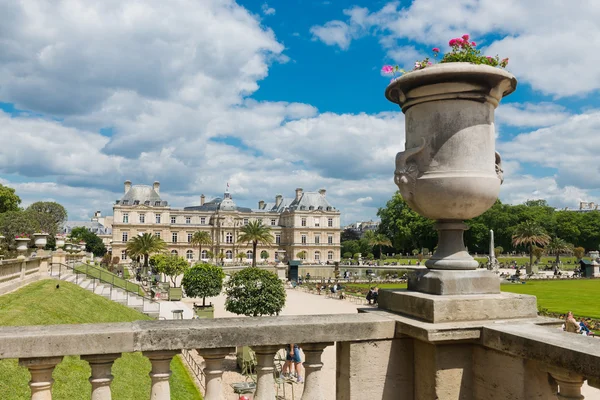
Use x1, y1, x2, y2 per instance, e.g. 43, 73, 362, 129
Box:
110, 181, 341, 264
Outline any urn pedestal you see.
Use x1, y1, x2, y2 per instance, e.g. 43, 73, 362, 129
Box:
385, 63, 516, 296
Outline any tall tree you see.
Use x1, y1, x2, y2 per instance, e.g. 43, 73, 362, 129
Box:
0, 184, 21, 214
545, 237, 573, 264
369, 232, 393, 260
126, 233, 167, 271
341, 228, 361, 242
27, 202, 68, 226
512, 221, 551, 274
69, 227, 107, 257
237, 220, 274, 267
191, 230, 212, 260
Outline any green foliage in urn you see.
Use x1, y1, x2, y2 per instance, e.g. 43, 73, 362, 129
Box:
151, 254, 189, 286
225, 267, 286, 317
181, 263, 225, 306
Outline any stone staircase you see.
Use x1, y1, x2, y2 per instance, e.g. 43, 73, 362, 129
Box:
50, 270, 161, 318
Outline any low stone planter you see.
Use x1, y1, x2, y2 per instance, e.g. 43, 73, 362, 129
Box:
168, 287, 183, 301
193, 304, 214, 319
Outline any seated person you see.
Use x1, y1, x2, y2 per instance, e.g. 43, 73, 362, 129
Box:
564, 311, 581, 334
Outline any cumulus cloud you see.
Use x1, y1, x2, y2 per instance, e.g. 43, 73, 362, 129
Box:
261, 3, 276, 15
496, 102, 571, 128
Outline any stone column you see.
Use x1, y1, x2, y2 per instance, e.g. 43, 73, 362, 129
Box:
143, 350, 180, 400
81, 353, 120, 400
253, 345, 281, 400
197, 347, 234, 400
19, 356, 63, 400
548, 367, 585, 400
300, 342, 332, 400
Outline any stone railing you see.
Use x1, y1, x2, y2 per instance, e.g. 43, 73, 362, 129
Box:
0, 255, 50, 295
0, 314, 395, 400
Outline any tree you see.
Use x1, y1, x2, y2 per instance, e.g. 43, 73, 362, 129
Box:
126, 233, 167, 271
532, 246, 544, 263
236, 252, 246, 263
69, 227, 107, 257
494, 246, 503, 258
512, 221, 551, 274
206, 250, 214, 262
343, 252, 352, 259
225, 267, 286, 316
0, 184, 21, 214
237, 220, 274, 267
191, 231, 212, 261
546, 237, 572, 264
218, 251, 225, 265
574, 247, 585, 261
341, 228, 360, 242
371, 233, 392, 260
0, 210, 61, 249
182, 263, 225, 307
27, 202, 68, 226
151, 254, 189, 287
297, 251, 307, 260
260, 250, 269, 262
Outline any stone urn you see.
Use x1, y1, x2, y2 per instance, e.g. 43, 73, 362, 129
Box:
65, 242, 73, 251
385, 63, 516, 294
55, 236, 65, 249
33, 233, 48, 249
79, 242, 86, 252
15, 237, 30, 255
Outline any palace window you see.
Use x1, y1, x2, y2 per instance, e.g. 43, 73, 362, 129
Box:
187, 233, 193, 243
243, 218, 249, 225
154, 232, 161, 239
139, 214, 145, 223
122, 213, 129, 223
172, 232, 178, 243
155, 214, 161, 223
314, 218, 320, 227
271, 219, 276, 226
171, 216, 176, 224
328, 235, 333, 244
121, 250, 127, 261
186, 217, 191, 224
226, 232, 233, 243
201, 217, 206, 224
275, 234, 281, 244
315, 251, 321, 261
122, 232, 128, 242
315, 235, 320, 244
246, 250, 253, 260
186, 250, 194, 260
301, 218, 306, 227
171, 250, 178, 256
301, 234, 307, 244
225, 250, 233, 260
328, 251, 334, 260
328, 218, 333, 227
201, 250, 207, 259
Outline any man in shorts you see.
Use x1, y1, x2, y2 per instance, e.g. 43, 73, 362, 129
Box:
282, 343, 304, 383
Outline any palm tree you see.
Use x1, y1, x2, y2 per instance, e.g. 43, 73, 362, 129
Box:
546, 237, 573, 264
237, 220, 274, 267
368, 232, 392, 260
191, 231, 212, 261
511, 221, 551, 274
126, 233, 167, 272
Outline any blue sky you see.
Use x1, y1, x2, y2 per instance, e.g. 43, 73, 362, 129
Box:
1, 0, 600, 224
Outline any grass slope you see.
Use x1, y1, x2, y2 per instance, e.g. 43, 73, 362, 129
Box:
0, 279, 201, 400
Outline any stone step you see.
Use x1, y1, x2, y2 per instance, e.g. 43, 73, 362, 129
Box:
62, 274, 76, 283
144, 311, 160, 318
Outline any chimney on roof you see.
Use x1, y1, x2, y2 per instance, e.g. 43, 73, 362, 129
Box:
275, 195, 283, 207
124, 180, 132, 193
201, 194, 205, 206
319, 188, 326, 197
258, 200, 265, 209
153, 181, 160, 194
295, 188, 303, 201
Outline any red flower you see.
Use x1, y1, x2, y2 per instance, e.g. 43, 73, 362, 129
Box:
471, 41, 476, 46
432, 47, 440, 52
462, 34, 470, 41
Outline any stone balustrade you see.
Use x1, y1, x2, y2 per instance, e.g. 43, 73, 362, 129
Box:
0, 255, 50, 295
0, 309, 599, 399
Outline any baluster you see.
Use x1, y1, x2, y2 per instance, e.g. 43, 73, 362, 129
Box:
300, 342, 332, 400
81, 353, 120, 400
549, 367, 585, 400
198, 347, 234, 400
143, 350, 180, 400
253, 345, 282, 400
19, 356, 63, 400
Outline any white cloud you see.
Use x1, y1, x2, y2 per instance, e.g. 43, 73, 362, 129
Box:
496, 102, 571, 128
311, 0, 600, 97
261, 3, 276, 16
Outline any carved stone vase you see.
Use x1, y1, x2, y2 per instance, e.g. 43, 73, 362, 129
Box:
385, 63, 517, 294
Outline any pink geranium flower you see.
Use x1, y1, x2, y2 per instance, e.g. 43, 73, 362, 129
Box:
471, 41, 476, 46
432, 47, 440, 52
462, 34, 470, 41
381, 65, 394, 74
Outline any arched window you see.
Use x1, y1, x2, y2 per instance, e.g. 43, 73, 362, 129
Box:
201, 250, 207, 259
186, 250, 194, 260
246, 250, 253, 260
171, 250, 178, 256
314, 251, 320, 261
225, 250, 233, 260
328, 251, 334, 260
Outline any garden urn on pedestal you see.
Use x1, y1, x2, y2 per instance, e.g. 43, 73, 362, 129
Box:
65, 242, 73, 251
79, 242, 86, 252
385, 63, 516, 295
55, 236, 65, 249
33, 233, 48, 249
15, 237, 30, 257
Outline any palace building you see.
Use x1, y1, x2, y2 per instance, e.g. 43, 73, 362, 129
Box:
110, 181, 341, 264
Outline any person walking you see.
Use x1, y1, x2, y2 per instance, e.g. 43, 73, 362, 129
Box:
282, 344, 304, 383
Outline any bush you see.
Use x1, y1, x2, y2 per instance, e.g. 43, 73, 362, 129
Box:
181, 263, 225, 307
225, 267, 286, 317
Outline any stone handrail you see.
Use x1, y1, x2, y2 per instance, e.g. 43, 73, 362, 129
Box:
0, 313, 395, 400
0, 255, 50, 295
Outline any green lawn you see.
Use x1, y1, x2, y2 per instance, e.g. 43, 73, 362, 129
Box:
0, 279, 201, 400
346, 279, 600, 320
74, 264, 144, 296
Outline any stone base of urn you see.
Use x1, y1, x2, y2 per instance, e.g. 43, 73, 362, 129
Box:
408, 269, 501, 295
